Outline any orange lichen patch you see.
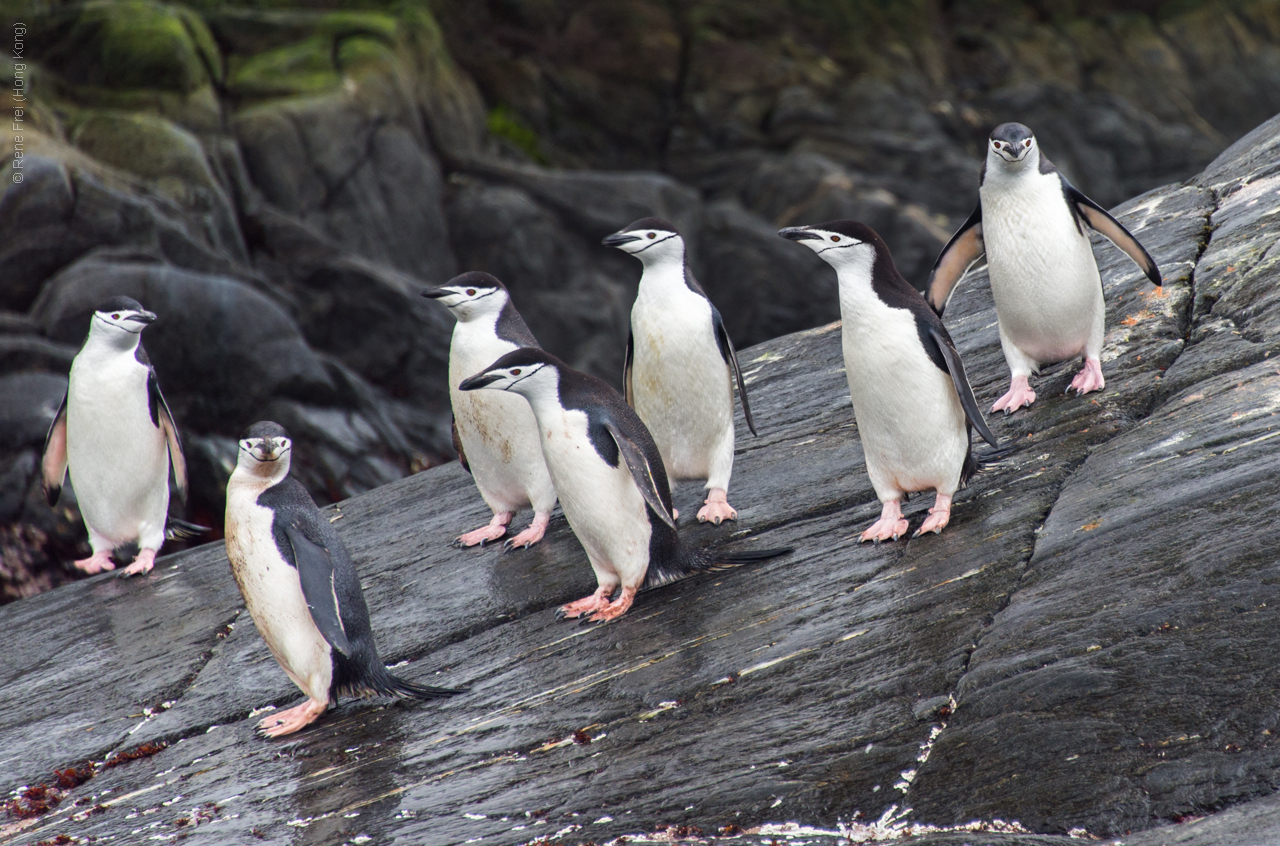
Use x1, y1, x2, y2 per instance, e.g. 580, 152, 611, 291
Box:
1142, 287, 1169, 301
1081, 520, 1102, 531
1121, 309, 1155, 326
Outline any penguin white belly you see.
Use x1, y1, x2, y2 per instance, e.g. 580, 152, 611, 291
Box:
841, 312, 969, 498
450, 329, 556, 513
630, 292, 733, 480
66, 356, 169, 548
224, 485, 333, 704
536, 408, 653, 589
982, 182, 1104, 365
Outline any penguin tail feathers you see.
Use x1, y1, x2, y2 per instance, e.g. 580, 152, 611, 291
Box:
367, 662, 466, 701
960, 441, 1017, 487
165, 518, 211, 540
642, 544, 792, 591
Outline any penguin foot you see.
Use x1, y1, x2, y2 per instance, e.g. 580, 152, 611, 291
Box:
453, 513, 513, 548
503, 512, 551, 552
585, 587, 638, 622
74, 550, 117, 574
992, 376, 1036, 414
912, 494, 953, 537
118, 548, 158, 577
1069, 358, 1105, 395
257, 698, 327, 738
559, 587, 614, 619
697, 490, 738, 525
860, 500, 909, 543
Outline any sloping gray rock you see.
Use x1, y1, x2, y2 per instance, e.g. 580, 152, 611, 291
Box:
3, 114, 1280, 846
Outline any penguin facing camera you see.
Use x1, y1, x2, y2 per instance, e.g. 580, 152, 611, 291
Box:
224, 421, 463, 737
925, 122, 1162, 413
460, 348, 790, 622
42, 296, 204, 577
604, 218, 756, 525
779, 221, 1001, 542
423, 272, 558, 551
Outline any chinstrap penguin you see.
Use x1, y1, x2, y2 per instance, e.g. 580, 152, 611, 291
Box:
924, 122, 1162, 414
460, 348, 789, 622
42, 296, 201, 576
224, 422, 463, 737
422, 272, 558, 551
603, 218, 757, 525
779, 221, 1000, 542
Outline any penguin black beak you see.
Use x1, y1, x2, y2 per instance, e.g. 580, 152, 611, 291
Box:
460, 372, 503, 391
602, 232, 641, 247
421, 287, 450, 299
778, 227, 821, 241
126, 311, 158, 324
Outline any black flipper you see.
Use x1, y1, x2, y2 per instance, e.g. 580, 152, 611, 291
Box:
41, 391, 68, 507
623, 329, 635, 408
711, 306, 757, 436
605, 421, 676, 530
149, 369, 189, 504
451, 415, 470, 474
284, 523, 354, 657
926, 326, 999, 448
925, 204, 984, 316
642, 543, 793, 590
1063, 180, 1162, 288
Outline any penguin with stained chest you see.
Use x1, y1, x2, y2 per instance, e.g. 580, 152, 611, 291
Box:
422, 272, 558, 550
42, 296, 201, 576
224, 421, 462, 737
779, 221, 1000, 542
603, 218, 756, 525
924, 122, 1163, 413
460, 349, 789, 622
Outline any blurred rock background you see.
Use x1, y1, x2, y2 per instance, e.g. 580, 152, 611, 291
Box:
1, 0, 1278, 600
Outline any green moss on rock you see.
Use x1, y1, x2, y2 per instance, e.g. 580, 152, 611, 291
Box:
227, 35, 341, 98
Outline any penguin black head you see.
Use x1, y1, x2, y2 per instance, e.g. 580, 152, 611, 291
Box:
602, 217, 683, 263
236, 421, 293, 480
421, 271, 510, 322
458, 347, 561, 399
90, 296, 157, 339
778, 220, 888, 273
988, 122, 1036, 164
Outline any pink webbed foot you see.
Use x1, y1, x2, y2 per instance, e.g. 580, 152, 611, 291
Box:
74, 550, 116, 574
860, 500, 909, 544
503, 511, 551, 552
992, 375, 1037, 415
558, 586, 615, 620
912, 493, 953, 538
1069, 358, 1105, 395
586, 587, 638, 623
257, 698, 327, 738
118, 548, 158, 577
696, 489, 737, 525
453, 512, 513, 548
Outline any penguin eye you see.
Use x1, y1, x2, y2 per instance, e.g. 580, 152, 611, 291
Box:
1023, 139, 1031, 147
831, 235, 840, 242
510, 368, 522, 376
647, 232, 656, 239
466, 289, 476, 296
111, 313, 120, 320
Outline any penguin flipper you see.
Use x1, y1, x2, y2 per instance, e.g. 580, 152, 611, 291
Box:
604, 422, 676, 530
284, 522, 354, 657
1065, 184, 1162, 288
711, 307, 757, 436
41, 391, 68, 506
623, 329, 635, 408
926, 204, 984, 316
927, 326, 999, 448
451, 415, 471, 474
149, 370, 188, 504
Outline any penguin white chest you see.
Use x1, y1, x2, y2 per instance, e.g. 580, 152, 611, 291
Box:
536, 408, 652, 586
630, 279, 732, 479
449, 325, 555, 513
840, 304, 969, 499
224, 482, 333, 704
66, 351, 169, 546
981, 174, 1104, 362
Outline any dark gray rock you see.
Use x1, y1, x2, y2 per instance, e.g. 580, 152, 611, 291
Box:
0, 372, 66, 449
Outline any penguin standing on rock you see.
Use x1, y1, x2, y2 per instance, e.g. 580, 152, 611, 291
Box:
924, 122, 1162, 413
42, 296, 199, 576
422, 272, 557, 550
224, 422, 462, 738
460, 349, 789, 622
603, 218, 756, 525
779, 221, 1000, 542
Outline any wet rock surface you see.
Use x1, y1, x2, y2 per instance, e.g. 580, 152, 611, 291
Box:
4, 116, 1280, 846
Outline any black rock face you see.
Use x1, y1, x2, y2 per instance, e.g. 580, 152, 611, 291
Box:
3, 114, 1280, 846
